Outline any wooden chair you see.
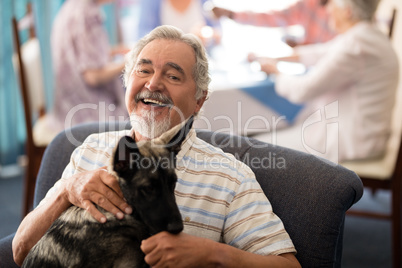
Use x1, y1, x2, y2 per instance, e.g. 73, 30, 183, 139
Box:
376, 6, 397, 40
11, 5, 58, 216
388, 8, 397, 39
342, 129, 401, 268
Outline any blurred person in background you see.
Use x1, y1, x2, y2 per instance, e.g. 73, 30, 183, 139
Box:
137, 0, 221, 45
251, 0, 399, 163
51, 0, 129, 131
212, 0, 335, 47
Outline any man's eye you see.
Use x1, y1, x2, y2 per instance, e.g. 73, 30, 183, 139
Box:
135, 68, 150, 75
169, 75, 180, 81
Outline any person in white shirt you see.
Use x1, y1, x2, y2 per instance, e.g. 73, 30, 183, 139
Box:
252, 0, 399, 163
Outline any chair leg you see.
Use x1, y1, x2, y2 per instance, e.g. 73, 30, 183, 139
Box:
22, 159, 35, 216
391, 179, 401, 268
22, 147, 46, 216
22, 155, 41, 216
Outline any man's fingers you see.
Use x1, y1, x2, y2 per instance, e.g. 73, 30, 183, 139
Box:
98, 168, 124, 196
141, 237, 155, 254
141, 237, 161, 266
66, 167, 132, 221
82, 199, 107, 223
98, 169, 133, 215
88, 191, 126, 220
97, 172, 132, 215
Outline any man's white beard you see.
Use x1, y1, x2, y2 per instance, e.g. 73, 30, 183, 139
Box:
130, 108, 171, 139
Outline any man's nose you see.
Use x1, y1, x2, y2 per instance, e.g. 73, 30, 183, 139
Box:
145, 73, 164, 91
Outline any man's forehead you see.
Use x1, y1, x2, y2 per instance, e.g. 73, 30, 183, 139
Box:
136, 58, 185, 74
137, 39, 195, 67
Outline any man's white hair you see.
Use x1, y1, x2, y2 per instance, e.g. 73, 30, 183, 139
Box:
333, 0, 380, 21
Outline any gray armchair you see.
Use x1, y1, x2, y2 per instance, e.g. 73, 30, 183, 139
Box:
0, 122, 363, 267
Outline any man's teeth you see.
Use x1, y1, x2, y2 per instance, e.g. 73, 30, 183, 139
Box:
143, 98, 165, 106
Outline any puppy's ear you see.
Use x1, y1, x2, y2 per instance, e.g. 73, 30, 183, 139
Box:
113, 136, 139, 177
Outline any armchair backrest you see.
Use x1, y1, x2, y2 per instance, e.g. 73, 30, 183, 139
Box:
35, 122, 363, 267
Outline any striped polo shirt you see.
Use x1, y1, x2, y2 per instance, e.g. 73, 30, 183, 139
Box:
43, 128, 296, 256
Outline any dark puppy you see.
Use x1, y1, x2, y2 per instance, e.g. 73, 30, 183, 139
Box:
22, 119, 193, 268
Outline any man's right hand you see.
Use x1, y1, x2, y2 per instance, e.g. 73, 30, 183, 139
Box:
62, 167, 132, 223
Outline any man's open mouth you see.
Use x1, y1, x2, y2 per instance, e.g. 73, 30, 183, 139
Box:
141, 98, 170, 107
135, 91, 174, 108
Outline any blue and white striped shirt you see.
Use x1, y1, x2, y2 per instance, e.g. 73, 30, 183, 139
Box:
43, 128, 296, 256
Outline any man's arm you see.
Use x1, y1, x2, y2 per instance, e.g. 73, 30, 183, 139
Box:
212, 1, 303, 27
12, 168, 132, 266
141, 232, 301, 268
82, 61, 125, 87
12, 186, 70, 266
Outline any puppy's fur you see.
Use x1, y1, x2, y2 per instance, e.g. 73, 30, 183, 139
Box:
22, 119, 193, 268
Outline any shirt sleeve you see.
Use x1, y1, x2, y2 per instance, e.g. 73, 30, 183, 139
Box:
37, 132, 120, 207
275, 36, 361, 104
233, 1, 304, 27
73, 7, 110, 71
294, 40, 335, 67
223, 165, 296, 256
36, 145, 83, 207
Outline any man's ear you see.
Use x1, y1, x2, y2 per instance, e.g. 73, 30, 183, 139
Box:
194, 92, 208, 114
113, 136, 139, 177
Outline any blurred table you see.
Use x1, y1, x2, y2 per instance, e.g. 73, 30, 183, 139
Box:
194, 64, 303, 136
194, 20, 304, 136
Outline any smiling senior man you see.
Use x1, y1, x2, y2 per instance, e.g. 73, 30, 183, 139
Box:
13, 25, 300, 268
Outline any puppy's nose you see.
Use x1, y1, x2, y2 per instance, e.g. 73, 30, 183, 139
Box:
167, 221, 183, 234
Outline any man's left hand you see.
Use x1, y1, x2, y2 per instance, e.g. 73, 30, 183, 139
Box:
141, 231, 217, 268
